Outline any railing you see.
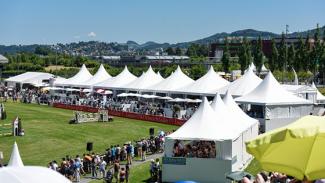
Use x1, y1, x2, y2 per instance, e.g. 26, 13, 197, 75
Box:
52, 103, 185, 126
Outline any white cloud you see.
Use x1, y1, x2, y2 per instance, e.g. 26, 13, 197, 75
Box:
88, 32, 96, 37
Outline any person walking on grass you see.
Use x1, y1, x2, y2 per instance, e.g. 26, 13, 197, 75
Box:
125, 164, 130, 183
119, 167, 126, 183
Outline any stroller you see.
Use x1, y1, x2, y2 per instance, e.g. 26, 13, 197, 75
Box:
104, 170, 113, 183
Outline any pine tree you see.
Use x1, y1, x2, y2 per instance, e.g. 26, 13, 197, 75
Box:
278, 32, 288, 71
254, 36, 264, 73
269, 38, 278, 71
288, 44, 296, 70
175, 47, 182, 56
221, 38, 231, 73
239, 37, 250, 74
296, 37, 305, 71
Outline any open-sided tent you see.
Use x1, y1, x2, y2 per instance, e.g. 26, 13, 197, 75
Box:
175, 66, 229, 95
163, 97, 257, 183
217, 66, 262, 97
77, 64, 111, 88
5, 72, 55, 88
55, 64, 92, 87
93, 66, 137, 90
236, 71, 313, 132
145, 66, 194, 93
119, 66, 164, 91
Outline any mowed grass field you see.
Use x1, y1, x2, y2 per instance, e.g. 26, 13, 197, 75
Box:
0, 102, 177, 166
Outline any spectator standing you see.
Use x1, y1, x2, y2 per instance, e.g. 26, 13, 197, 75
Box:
99, 157, 107, 179
126, 143, 132, 165
113, 160, 120, 183
125, 164, 130, 183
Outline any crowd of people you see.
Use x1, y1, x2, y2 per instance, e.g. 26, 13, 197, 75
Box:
47, 131, 169, 182
239, 172, 325, 183
172, 140, 216, 158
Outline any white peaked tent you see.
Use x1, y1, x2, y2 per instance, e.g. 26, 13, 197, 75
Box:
163, 98, 257, 183
145, 66, 194, 93
0, 142, 71, 183
94, 66, 137, 89
120, 66, 164, 91
235, 71, 311, 105
223, 91, 258, 126
244, 62, 256, 73
260, 64, 268, 73
235, 71, 312, 132
8, 142, 24, 167
312, 82, 325, 103
217, 66, 262, 97
78, 64, 111, 88
175, 66, 229, 95
56, 64, 92, 86
156, 71, 164, 80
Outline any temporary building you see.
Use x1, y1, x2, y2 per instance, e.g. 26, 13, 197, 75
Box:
282, 84, 317, 104
217, 66, 262, 97
5, 72, 55, 88
0, 142, 71, 183
55, 64, 92, 87
94, 66, 137, 90
119, 66, 164, 91
175, 66, 229, 95
312, 82, 325, 104
163, 97, 258, 183
77, 64, 111, 88
236, 71, 313, 132
145, 66, 194, 93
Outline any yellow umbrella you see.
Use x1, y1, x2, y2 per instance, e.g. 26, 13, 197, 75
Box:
246, 115, 325, 180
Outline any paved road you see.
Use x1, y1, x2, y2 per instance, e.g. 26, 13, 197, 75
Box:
80, 152, 163, 183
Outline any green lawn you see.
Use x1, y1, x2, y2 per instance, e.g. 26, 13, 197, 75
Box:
0, 102, 176, 166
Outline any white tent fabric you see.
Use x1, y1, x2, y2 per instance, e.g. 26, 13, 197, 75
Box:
261, 64, 268, 72
52, 76, 68, 85
8, 142, 24, 167
293, 68, 299, 85
175, 66, 229, 95
0, 166, 71, 183
94, 66, 137, 89
235, 72, 311, 105
56, 64, 92, 86
312, 82, 325, 102
244, 62, 256, 73
223, 91, 258, 126
78, 64, 111, 88
145, 66, 194, 92
217, 66, 262, 97
167, 97, 243, 141
120, 66, 164, 90
5, 72, 54, 87
156, 71, 164, 80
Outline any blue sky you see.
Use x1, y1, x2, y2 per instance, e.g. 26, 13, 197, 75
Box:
1, 0, 324, 45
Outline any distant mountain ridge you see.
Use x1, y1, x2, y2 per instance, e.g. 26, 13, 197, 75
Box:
0, 26, 324, 54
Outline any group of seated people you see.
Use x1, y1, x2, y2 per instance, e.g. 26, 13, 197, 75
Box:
240, 171, 325, 183
172, 140, 216, 158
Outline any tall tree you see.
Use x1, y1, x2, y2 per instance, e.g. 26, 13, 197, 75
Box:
288, 44, 296, 70
311, 25, 324, 74
221, 38, 231, 73
175, 47, 182, 56
239, 37, 250, 74
269, 38, 278, 71
296, 37, 306, 71
254, 36, 264, 72
278, 32, 288, 72
165, 47, 175, 55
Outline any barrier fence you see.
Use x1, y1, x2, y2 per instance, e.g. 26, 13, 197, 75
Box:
53, 103, 185, 126
0, 123, 12, 136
